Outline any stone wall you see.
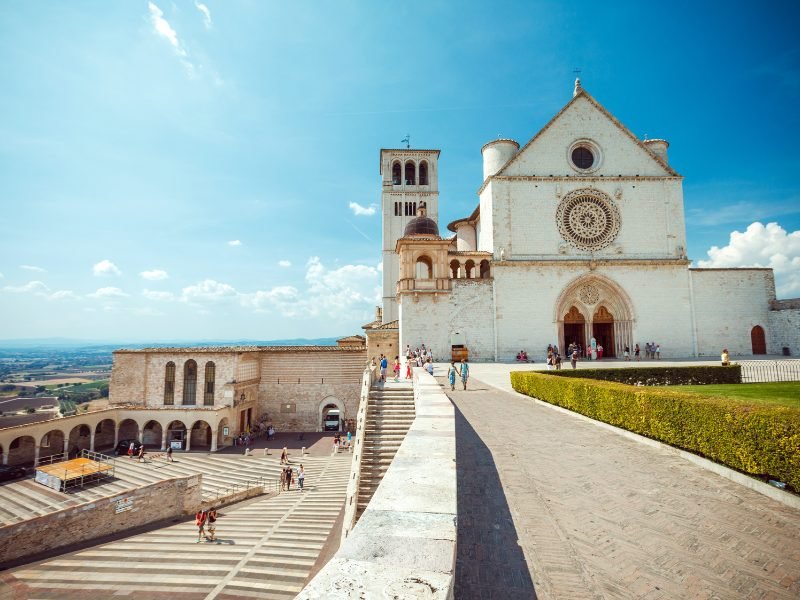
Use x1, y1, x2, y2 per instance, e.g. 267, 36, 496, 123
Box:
0, 474, 202, 565
259, 382, 361, 432
109, 352, 146, 405
690, 269, 776, 356
768, 304, 800, 357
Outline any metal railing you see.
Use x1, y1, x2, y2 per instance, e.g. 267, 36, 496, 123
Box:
34, 449, 116, 492
207, 474, 281, 501
340, 363, 377, 543
739, 359, 800, 383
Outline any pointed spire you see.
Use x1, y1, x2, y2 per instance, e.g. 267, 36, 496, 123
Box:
573, 77, 582, 97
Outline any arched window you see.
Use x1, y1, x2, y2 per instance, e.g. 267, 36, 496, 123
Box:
183, 360, 197, 405
465, 259, 476, 279
405, 161, 416, 185
164, 361, 175, 405
391, 161, 401, 185
480, 260, 491, 279
415, 256, 433, 279
450, 259, 460, 279
419, 161, 429, 185
204, 361, 216, 406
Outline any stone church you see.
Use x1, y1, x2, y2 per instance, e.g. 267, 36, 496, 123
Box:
375, 80, 800, 361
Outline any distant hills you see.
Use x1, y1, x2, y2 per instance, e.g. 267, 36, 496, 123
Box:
0, 337, 341, 350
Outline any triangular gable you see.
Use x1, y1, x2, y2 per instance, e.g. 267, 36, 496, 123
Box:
495, 89, 679, 178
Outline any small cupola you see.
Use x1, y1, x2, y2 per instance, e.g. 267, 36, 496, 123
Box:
403, 202, 440, 238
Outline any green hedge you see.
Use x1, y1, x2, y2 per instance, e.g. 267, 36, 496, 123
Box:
511, 371, 800, 491
546, 365, 741, 386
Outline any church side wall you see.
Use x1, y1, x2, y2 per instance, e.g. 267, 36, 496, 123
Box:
399, 280, 495, 362
690, 269, 775, 356
141, 353, 237, 408
768, 307, 800, 357
109, 353, 147, 405
493, 263, 695, 361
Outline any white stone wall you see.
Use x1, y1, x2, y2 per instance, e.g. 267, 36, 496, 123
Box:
399, 280, 496, 362
493, 263, 695, 360
690, 269, 776, 356
138, 353, 237, 408
768, 307, 800, 357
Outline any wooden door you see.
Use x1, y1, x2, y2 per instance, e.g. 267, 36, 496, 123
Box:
751, 325, 766, 354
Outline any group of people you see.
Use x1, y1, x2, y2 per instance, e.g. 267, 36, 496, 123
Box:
546, 345, 564, 369
195, 507, 218, 543
622, 342, 661, 361
333, 431, 352, 451
515, 350, 530, 362
372, 345, 435, 383
446, 359, 470, 390
281, 463, 305, 491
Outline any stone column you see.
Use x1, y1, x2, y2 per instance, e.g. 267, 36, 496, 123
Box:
161, 429, 168, 451
114, 424, 120, 448
34, 445, 40, 466
185, 431, 192, 452
90, 429, 96, 452
63, 438, 69, 456
138, 429, 144, 444
210, 429, 218, 452
3, 451, 9, 465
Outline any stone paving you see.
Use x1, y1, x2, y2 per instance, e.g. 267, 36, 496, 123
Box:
444, 363, 800, 600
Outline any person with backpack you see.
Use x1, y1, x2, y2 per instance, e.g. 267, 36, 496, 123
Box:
570, 348, 579, 369
206, 507, 218, 542
195, 509, 208, 543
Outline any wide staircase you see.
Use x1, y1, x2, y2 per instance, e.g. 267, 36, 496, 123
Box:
4, 453, 352, 600
356, 379, 415, 518
0, 453, 286, 526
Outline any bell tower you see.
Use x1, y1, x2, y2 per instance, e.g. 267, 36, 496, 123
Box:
379, 148, 440, 323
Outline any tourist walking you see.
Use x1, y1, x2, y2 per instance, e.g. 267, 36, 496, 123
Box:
405, 359, 412, 379
137, 445, 146, 463
623, 346, 630, 361
570, 347, 578, 369
554, 352, 562, 370
655, 344, 661, 359
393, 356, 401, 382
298, 464, 305, 492
195, 509, 208, 542
206, 507, 218, 542
127, 442, 135, 458
447, 361, 457, 391
379, 355, 388, 382
280, 446, 289, 465
459, 359, 470, 390
634, 343, 641, 361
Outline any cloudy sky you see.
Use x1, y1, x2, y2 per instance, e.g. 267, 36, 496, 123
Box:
1, 1, 798, 341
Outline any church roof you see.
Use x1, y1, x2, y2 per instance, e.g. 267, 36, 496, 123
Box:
403, 215, 440, 237
362, 319, 399, 331
478, 87, 679, 196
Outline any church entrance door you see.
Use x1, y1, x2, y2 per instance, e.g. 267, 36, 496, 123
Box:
563, 306, 586, 354
751, 325, 766, 355
592, 306, 615, 358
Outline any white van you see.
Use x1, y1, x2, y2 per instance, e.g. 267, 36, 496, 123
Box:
324, 410, 340, 431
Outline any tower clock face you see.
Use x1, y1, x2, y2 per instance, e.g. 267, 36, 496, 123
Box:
556, 188, 621, 251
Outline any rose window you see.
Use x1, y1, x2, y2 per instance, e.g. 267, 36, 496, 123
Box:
578, 284, 600, 305
556, 189, 621, 251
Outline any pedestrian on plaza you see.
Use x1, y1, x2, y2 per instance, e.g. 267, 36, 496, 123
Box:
570, 348, 578, 369
298, 464, 305, 492
166, 446, 174, 462
393, 356, 401, 382
546, 350, 553, 370
634, 343, 641, 361
280, 446, 289, 465
127, 442, 135, 458
425, 358, 434, 376
554, 352, 562, 370
655, 344, 661, 360
206, 507, 218, 542
380, 354, 388, 382
137, 445, 146, 463
597, 345, 603, 360
448, 361, 458, 391
459, 358, 469, 390
624, 346, 630, 361
346, 430, 352, 446
196, 509, 208, 542
405, 359, 412, 379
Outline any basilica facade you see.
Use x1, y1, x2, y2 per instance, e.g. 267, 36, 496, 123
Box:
378, 81, 799, 361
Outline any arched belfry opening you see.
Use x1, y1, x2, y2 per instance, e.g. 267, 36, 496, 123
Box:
419, 161, 429, 185
404, 161, 415, 185
554, 275, 634, 356
391, 161, 401, 185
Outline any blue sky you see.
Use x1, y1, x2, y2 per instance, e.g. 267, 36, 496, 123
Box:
1, 1, 798, 341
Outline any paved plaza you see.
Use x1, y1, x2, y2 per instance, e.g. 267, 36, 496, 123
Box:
444, 363, 800, 600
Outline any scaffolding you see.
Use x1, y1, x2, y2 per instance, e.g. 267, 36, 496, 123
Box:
34, 449, 115, 492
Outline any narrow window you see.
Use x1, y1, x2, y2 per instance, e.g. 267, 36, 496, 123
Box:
465, 259, 475, 279
405, 161, 415, 185
392, 161, 401, 185
450, 259, 460, 278
183, 360, 197, 405
395, 202, 401, 216
415, 256, 433, 279
480, 260, 491, 278
204, 362, 216, 405
164, 361, 175, 405
419, 161, 429, 185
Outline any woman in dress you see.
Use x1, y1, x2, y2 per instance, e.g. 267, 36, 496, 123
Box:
393, 357, 401, 382
447, 361, 457, 391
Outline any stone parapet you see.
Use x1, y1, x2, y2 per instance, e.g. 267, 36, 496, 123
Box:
297, 369, 456, 599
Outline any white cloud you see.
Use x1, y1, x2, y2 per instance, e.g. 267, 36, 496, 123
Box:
181, 279, 237, 302
20, 265, 46, 273
0, 273, 3, 278
194, 1, 212, 29
143, 289, 176, 301
140, 269, 169, 281
147, 2, 195, 75
3, 281, 49, 295
133, 307, 166, 317
349, 202, 378, 216
93, 259, 122, 277
48, 290, 77, 301
228, 240, 242, 247
88, 287, 129, 299
278, 260, 292, 268
698, 222, 800, 297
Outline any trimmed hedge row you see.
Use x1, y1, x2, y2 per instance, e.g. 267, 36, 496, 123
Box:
546, 365, 741, 386
510, 371, 800, 491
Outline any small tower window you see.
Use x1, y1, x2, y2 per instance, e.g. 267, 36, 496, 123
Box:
465, 259, 476, 279
415, 256, 433, 279
405, 161, 416, 185
480, 260, 491, 279
571, 146, 594, 169
392, 161, 401, 185
450, 259, 460, 279
419, 161, 429, 185
395, 202, 402, 216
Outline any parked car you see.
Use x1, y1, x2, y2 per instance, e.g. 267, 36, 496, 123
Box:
0, 465, 27, 482
115, 439, 143, 456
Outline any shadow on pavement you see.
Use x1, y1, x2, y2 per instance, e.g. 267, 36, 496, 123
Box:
453, 403, 537, 600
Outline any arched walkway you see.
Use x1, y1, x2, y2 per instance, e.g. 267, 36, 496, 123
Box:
8, 435, 36, 467
39, 429, 66, 462
319, 397, 345, 432
142, 420, 163, 448
166, 420, 187, 451
117, 418, 139, 442
189, 420, 212, 451
68, 424, 92, 456
94, 419, 116, 451
217, 418, 230, 449
554, 274, 635, 356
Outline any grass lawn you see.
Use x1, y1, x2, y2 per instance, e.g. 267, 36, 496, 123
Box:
667, 382, 800, 409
